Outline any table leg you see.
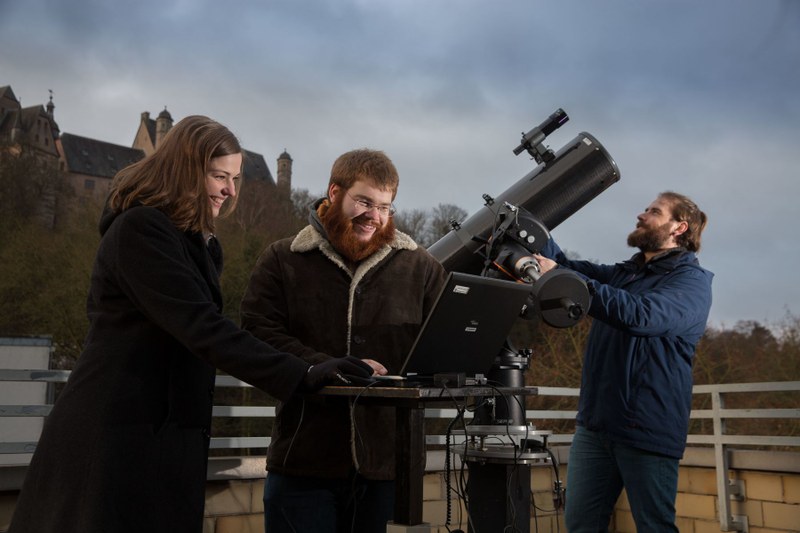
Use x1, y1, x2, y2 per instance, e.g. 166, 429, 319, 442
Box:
393, 405, 426, 526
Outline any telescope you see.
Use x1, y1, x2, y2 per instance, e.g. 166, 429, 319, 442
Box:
428, 112, 620, 276
428, 109, 619, 328
429, 109, 620, 533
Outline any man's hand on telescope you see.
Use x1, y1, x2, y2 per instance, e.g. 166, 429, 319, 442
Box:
533, 254, 558, 274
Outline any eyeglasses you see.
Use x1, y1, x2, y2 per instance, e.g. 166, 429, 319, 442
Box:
347, 193, 396, 217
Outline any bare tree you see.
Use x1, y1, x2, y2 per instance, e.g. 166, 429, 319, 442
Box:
425, 203, 468, 247
290, 188, 322, 220
394, 208, 428, 243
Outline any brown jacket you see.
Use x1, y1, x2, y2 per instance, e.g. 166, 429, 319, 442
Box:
241, 223, 447, 479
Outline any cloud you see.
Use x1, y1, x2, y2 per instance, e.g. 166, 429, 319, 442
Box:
2, 0, 798, 326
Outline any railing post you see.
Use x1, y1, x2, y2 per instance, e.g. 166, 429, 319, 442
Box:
712, 391, 748, 532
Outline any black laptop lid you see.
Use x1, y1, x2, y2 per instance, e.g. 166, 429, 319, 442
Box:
399, 272, 531, 378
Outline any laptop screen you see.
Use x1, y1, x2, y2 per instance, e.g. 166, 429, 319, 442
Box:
399, 272, 531, 378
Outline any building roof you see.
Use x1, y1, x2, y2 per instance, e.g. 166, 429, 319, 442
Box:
0, 86, 22, 141
19, 105, 50, 132
60, 133, 145, 179
243, 149, 275, 185
0, 105, 59, 161
0, 85, 18, 103
142, 114, 157, 147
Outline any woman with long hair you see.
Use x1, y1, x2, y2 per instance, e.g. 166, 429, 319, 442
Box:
9, 115, 370, 532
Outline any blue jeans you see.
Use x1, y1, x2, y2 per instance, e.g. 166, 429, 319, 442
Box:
565, 426, 680, 532
263, 471, 395, 533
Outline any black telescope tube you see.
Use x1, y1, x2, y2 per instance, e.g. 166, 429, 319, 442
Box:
428, 131, 620, 274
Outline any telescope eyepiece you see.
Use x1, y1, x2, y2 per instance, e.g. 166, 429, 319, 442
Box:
541, 108, 569, 137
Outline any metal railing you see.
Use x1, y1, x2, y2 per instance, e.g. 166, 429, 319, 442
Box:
2, 369, 799, 532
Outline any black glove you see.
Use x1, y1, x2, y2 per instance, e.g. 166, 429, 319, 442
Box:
302, 356, 373, 391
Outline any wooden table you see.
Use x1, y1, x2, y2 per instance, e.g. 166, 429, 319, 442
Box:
320, 384, 538, 527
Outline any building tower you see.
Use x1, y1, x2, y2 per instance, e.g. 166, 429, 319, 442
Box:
277, 149, 293, 191
46, 90, 60, 139
155, 107, 173, 148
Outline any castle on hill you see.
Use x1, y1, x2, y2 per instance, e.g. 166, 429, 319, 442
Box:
0, 84, 293, 211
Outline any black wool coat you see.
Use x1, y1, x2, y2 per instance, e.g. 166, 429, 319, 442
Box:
9, 206, 308, 533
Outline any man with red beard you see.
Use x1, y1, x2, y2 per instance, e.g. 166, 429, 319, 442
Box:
241, 149, 447, 532
534, 191, 713, 532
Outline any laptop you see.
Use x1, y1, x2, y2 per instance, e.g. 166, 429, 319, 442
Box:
350, 271, 532, 386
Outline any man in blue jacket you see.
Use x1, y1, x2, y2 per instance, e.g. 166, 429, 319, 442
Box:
535, 191, 713, 532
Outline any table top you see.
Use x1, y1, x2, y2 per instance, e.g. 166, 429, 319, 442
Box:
318, 384, 538, 401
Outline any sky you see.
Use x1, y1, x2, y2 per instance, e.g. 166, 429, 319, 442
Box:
1, 0, 799, 330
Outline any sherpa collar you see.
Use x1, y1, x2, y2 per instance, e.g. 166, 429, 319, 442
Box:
291, 224, 416, 273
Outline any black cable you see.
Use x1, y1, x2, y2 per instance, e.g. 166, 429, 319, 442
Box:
530, 489, 540, 533
444, 405, 465, 532
486, 381, 548, 533
347, 380, 383, 532
527, 440, 564, 533
349, 379, 380, 472
492, 384, 523, 533
440, 382, 477, 533
463, 382, 529, 533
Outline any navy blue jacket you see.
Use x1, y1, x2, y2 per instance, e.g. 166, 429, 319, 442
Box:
542, 239, 713, 458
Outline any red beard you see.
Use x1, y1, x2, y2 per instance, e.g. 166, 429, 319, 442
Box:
320, 198, 396, 262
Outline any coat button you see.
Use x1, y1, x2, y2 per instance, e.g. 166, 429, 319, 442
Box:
353, 336, 364, 345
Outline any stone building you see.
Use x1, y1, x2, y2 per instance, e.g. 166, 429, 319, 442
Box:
0, 86, 62, 225
0, 86, 60, 160
131, 107, 281, 190
277, 149, 293, 192
58, 133, 144, 205
1, 84, 292, 210
132, 108, 174, 157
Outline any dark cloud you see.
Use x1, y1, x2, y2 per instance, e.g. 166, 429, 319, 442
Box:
1, 0, 798, 326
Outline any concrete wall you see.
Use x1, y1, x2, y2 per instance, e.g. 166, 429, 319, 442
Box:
193, 449, 800, 533
2, 449, 799, 532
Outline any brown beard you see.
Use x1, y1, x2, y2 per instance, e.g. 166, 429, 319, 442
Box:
627, 220, 673, 252
320, 197, 396, 262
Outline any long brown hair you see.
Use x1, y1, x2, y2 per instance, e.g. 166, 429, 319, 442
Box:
108, 115, 242, 234
660, 191, 707, 252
